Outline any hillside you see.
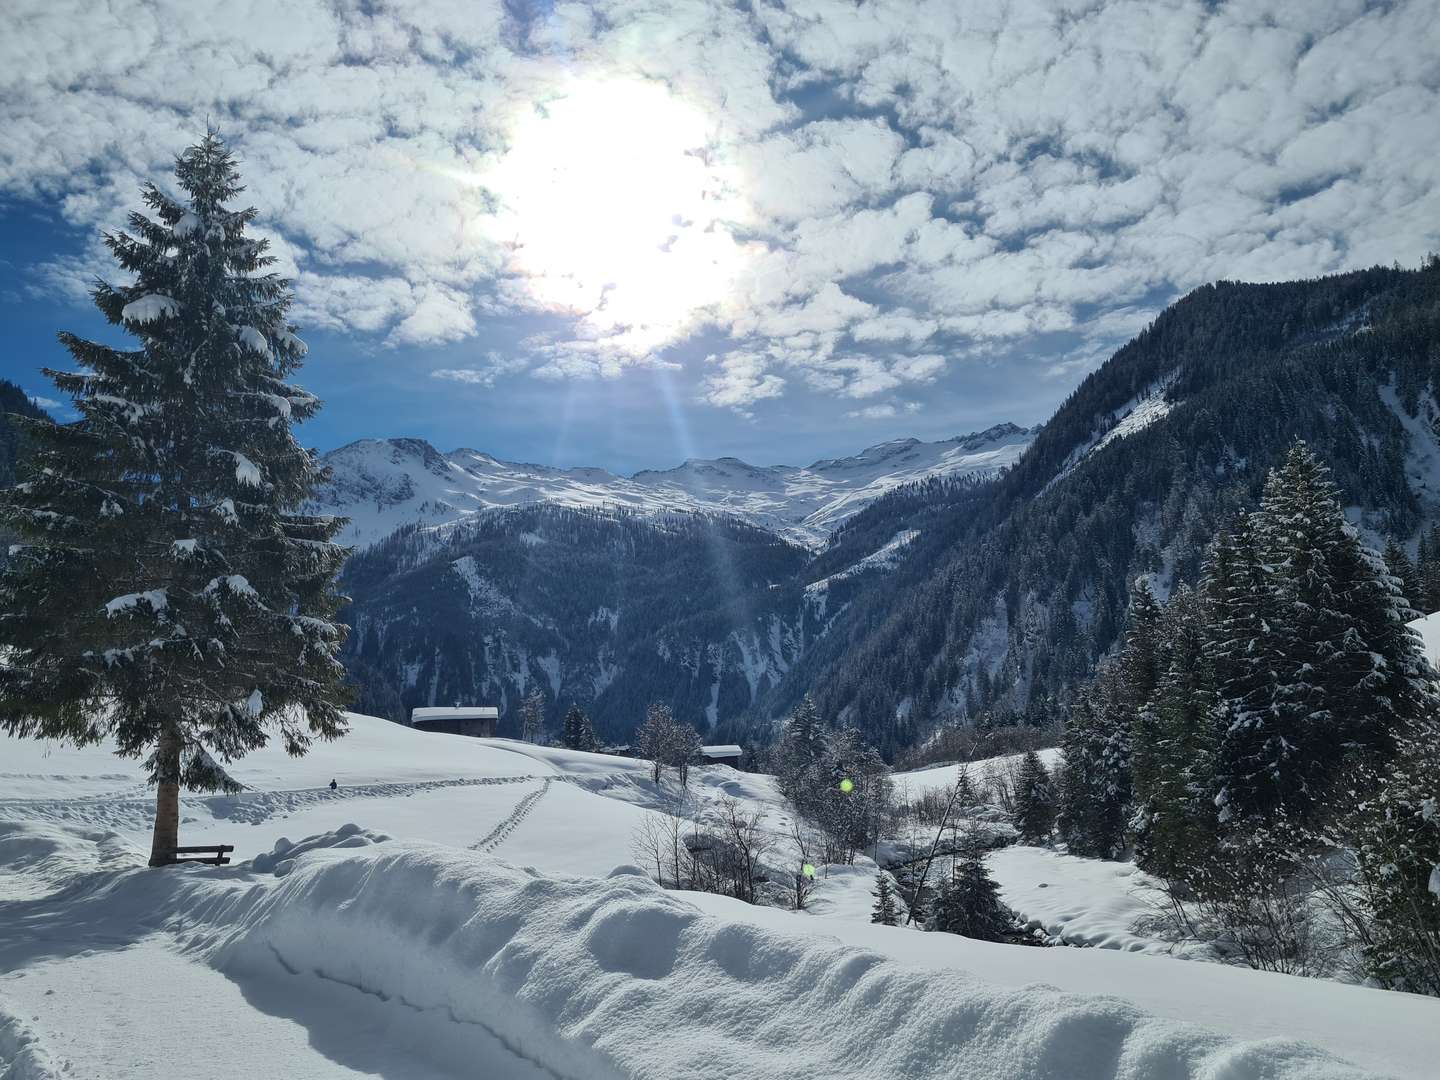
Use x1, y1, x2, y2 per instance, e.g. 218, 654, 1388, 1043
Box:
3, 714, 1433, 1080
787, 261, 1440, 750
340, 506, 819, 737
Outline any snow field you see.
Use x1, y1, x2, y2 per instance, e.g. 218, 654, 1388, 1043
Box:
1, 821, 1388, 1080
4, 716, 1439, 1077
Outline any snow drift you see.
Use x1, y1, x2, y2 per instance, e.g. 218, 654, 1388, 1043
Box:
198, 842, 1376, 1080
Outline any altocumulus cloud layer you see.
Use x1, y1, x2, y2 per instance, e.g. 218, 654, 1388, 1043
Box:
3, 0, 1437, 415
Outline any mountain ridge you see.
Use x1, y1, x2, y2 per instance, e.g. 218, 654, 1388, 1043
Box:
312, 423, 1036, 549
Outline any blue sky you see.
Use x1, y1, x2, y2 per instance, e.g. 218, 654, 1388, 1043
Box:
2, 0, 1436, 473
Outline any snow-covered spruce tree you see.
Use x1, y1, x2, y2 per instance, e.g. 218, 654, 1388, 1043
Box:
520, 687, 546, 743
0, 133, 349, 867
931, 855, 1014, 942
773, 693, 827, 808
1011, 750, 1054, 844
871, 872, 899, 926
1218, 443, 1430, 835
1349, 704, 1440, 994
561, 703, 596, 751
1057, 683, 1126, 858
1383, 537, 1423, 613
1130, 585, 1219, 884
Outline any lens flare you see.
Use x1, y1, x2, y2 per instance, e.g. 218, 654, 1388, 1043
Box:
477, 78, 754, 353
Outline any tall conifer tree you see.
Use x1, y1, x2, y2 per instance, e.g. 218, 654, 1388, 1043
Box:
0, 132, 350, 865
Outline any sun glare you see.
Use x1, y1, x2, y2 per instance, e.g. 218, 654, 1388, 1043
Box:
480, 79, 753, 352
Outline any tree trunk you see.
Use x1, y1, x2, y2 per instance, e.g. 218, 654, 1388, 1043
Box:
148, 727, 182, 867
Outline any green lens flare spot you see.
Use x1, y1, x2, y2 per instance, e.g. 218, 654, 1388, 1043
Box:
839, 778, 855, 794
802, 863, 816, 879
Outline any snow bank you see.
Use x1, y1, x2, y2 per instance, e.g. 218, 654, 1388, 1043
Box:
207, 843, 1375, 1080
249, 823, 392, 876
0, 820, 140, 899
0, 1000, 63, 1080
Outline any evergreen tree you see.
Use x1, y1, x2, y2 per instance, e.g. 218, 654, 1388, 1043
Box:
0, 133, 349, 866
1420, 525, 1440, 613
870, 872, 899, 926
931, 855, 1014, 941
519, 687, 546, 743
1350, 704, 1440, 994
1218, 444, 1425, 835
1012, 750, 1055, 844
1383, 537, 1423, 612
1131, 585, 1219, 882
560, 703, 597, 751
1215, 449, 1336, 829
1057, 684, 1126, 858
774, 694, 826, 802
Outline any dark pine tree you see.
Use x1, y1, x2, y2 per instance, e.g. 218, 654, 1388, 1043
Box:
1058, 683, 1126, 858
1131, 584, 1219, 883
1383, 537, 1423, 613
1012, 750, 1055, 844
561, 703, 597, 751
870, 872, 899, 926
931, 855, 1014, 941
0, 132, 350, 866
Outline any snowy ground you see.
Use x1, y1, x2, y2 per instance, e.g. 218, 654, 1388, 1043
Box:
3, 715, 1438, 1079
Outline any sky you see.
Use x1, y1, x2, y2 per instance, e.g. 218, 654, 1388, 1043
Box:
1, 0, 1437, 474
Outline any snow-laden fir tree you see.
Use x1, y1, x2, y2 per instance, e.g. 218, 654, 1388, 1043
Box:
870, 872, 899, 926
773, 694, 826, 806
1130, 585, 1219, 883
1383, 537, 1423, 613
1012, 750, 1054, 844
1218, 444, 1431, 835
931, 854, 1013, 941
1348, 701, 1440, 994
1057, 684, 1126, 858
0, 132, 350, 866
560, 703, 597, 751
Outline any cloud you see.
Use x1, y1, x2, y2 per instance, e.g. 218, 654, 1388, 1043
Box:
2, 0, 1436, 417
430, 351, 529, 387
701, 352, 786, 410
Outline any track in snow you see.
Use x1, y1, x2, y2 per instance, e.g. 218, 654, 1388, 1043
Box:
470, 778, 557, 854
0, 774, 554, 833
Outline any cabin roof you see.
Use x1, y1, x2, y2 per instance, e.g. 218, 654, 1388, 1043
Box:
411, 706, 500, 722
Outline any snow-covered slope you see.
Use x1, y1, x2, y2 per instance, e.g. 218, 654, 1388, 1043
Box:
312, 424, 1034, 549
4, 716, 1438, 1079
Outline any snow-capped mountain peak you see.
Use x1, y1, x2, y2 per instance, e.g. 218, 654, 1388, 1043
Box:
312, 424, 1036, 549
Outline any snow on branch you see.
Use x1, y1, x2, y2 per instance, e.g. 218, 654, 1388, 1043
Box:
236, 326, 269, 356
103, 589, 168, 618
120, 295, 180, 323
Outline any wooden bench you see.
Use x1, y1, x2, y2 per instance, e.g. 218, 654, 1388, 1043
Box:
166, 844, 234, 866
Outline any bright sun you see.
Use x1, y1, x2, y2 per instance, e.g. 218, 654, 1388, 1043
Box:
480, 79, 752, 352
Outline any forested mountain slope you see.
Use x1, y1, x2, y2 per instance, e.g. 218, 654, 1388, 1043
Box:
340, 506, 822, 739
785, 261, 1440, 754
337, 261, 1440, 752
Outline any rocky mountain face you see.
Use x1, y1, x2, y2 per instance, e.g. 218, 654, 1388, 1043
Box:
338, 261, 1440, 754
